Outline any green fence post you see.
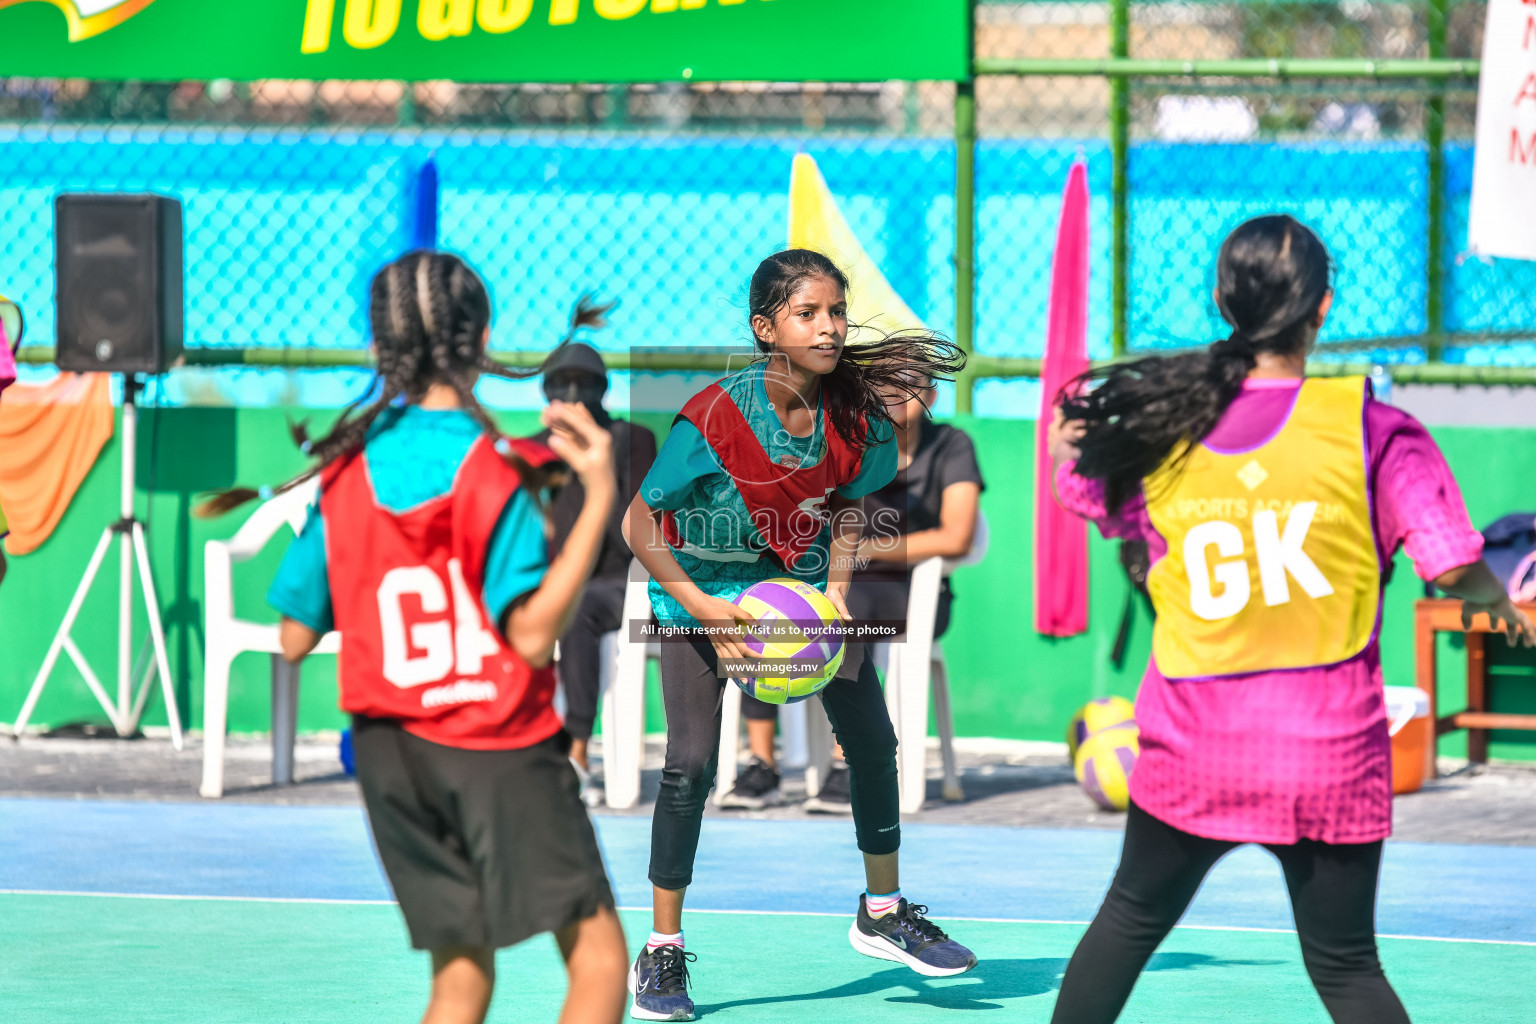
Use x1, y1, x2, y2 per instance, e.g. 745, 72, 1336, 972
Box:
606, 84, 629, 128
955, 83, 977, 413
1110, 0, 1130, 359
398, 81, 416, 127
1426, 0, 1448, 363
954, 4, 978, 414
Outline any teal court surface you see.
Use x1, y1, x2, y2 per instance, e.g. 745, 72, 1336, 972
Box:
3, 798, 1533, 1022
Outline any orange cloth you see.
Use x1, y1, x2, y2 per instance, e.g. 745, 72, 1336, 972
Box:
0, 373, 115, 555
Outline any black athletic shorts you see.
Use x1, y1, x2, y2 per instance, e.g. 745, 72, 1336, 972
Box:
352, 715, 616, 951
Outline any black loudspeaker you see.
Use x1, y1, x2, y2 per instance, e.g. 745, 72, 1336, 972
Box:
54, 193, 184, 374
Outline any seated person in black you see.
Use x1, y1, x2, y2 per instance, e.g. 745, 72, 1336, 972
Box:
721, 372, 985, 811
534, 343, 657, 803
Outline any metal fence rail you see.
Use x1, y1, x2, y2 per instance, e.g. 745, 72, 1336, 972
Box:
16, 344, 1536, 388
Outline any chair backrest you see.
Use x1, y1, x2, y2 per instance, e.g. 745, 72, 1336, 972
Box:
621, 556, 656, 633
224, 477, 320, 562
204, 475, 342, 655
944, 509, 990, 575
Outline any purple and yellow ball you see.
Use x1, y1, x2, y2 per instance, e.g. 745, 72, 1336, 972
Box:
730, 577, 844, 704
1066, 695, 1136, 762
1074, 725, 1140, 811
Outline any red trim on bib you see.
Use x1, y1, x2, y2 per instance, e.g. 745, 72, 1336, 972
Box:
660, 382, 864, 571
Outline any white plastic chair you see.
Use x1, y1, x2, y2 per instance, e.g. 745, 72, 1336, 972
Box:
713, 512, 989, 812
714, 687, 836, 806
879, 510, 990, 814
199, 479, 340, 799
589, 557, 662, 809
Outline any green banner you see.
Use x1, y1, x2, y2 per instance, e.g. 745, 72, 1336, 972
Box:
0, 1, 969, 83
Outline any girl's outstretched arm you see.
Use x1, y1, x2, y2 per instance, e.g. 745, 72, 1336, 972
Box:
1434, 561, 1536, 648
503, 402, 615, 668
621, 491, 753, 660
858, 482, 980, 567
1047, 406, 1087, 504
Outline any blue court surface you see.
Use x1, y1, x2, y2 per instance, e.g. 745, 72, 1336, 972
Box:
2, 798, 1532, 1022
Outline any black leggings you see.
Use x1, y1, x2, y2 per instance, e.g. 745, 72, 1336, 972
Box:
554, 573, 626, 740
649, 637, 899, 890
1052, 802, 1409, 1024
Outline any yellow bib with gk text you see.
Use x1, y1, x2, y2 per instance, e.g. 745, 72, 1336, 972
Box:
1144, 377, 1380, 679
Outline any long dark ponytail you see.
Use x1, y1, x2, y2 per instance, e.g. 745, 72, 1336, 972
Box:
1060, 214, 1332, 512
748, 248, 965, 451
196, 250, 608, 517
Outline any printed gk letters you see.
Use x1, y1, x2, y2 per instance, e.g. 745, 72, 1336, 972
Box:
1182, 503, 1335, 622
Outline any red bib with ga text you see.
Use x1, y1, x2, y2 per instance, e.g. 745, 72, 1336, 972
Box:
320, 436, 562, 750
661, 381, 865, 571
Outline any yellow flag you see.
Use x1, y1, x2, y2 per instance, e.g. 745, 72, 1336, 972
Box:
787, 153, 928, 340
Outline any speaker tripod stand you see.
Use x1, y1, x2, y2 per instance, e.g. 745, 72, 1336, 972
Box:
13, 375, 183, 747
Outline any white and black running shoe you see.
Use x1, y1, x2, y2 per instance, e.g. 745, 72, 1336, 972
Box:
848, 895, 977, 977
717, 756, 782, 809
628, 945, 696, 1021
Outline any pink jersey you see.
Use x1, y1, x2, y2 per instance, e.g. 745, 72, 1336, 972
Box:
1055, 378, 1483, 844
0, 321, 15, 396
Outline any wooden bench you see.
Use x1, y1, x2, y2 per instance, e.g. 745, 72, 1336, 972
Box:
1414, 597, 1536, 779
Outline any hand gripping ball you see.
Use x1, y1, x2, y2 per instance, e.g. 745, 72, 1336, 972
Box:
730, 577, 845, 705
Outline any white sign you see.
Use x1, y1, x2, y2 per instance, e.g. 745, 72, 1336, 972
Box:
1469, 0, 1536, 261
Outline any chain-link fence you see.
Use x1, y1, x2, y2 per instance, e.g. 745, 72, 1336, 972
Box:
1, 1, 1532, 412
978, 0, 1532, 371
0, 78, 956, 356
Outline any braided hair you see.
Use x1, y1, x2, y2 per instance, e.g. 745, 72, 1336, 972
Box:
1059, 214, 1332, 513
196, 250, 609, 517
747, 248, 966, 451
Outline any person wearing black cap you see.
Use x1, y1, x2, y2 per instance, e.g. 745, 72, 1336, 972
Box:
534, 341, 657, 803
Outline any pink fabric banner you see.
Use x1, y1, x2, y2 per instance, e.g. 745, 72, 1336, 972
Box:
0, 305, 17, 396
1034, 160, 1091, 636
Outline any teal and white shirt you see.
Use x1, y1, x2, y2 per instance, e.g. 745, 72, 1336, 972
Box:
640, 362, 897, 626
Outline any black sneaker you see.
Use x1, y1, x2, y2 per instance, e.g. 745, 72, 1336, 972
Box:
848, 895, 977, 978
717, 756, 782, 809
806, 760, 852, 814
628, 945, 696, 1021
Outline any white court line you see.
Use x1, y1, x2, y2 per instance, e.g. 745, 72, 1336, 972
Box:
3, 890, 1534, 948
616, 906, 1536, 948
0, 888, 394, 907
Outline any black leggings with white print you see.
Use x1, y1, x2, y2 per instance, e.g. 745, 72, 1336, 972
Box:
648, 636, 899, 890
1051, 802, 1409, 1024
